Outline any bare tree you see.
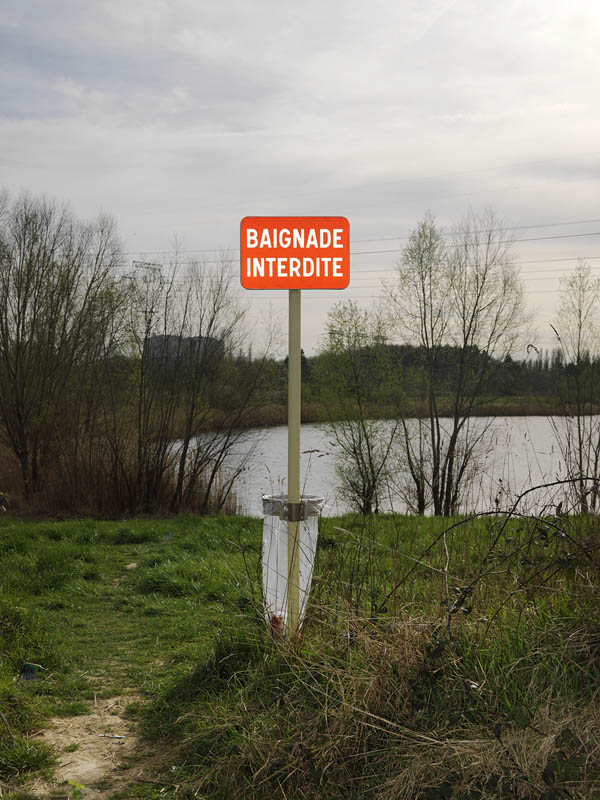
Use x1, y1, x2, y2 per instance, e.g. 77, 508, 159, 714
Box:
550, 259, 600, 512
169, 257, 252, 513
389, 210, 526, 516
96, 254, 266, 515
0, 190, 271, 515
0, 191, 122, 498
317, 301, 399, 515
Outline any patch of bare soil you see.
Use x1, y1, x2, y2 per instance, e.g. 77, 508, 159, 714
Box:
24, 695, 147, 800
111, 563, 138, 587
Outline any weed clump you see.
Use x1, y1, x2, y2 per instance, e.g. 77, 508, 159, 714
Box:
141, 613, 600, 799
0, 602, 60, 781
0, 738, 55, 781
139, 512, 600, 798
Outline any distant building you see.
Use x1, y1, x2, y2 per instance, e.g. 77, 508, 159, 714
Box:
144, 335, 224, 374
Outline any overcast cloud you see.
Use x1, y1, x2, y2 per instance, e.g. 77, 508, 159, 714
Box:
1, 0, 599, 352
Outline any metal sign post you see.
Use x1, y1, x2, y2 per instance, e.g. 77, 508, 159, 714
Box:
240, 216, 350, 637
287, 288, 302, 634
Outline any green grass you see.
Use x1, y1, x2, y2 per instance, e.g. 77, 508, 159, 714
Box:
0, 511, 599, 797
0, 515, 259, 781
0, 739, 55, 781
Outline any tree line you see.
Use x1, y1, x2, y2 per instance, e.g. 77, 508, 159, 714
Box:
0, 191, 273, 515
260, 342, 600, 410
1, 191, 598, 516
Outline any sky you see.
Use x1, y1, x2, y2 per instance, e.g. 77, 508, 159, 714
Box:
1, 0, 600, 355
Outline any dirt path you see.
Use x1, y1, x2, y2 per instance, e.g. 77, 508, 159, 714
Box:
22, 563, 150, 799
24, 695, 147, 800
5, 539, 198, 800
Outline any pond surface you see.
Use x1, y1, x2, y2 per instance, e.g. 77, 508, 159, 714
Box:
226, 416, 580, 517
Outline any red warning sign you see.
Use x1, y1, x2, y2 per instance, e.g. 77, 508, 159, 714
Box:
240, 216, 350, 290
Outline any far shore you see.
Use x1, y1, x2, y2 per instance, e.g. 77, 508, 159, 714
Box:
191, 397, 590, 433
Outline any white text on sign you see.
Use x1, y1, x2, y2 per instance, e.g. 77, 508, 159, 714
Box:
240, 217, 350, 290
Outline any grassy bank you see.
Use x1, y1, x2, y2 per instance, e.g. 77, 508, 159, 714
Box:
206, 396, 571, 431
1, 512, 599, 798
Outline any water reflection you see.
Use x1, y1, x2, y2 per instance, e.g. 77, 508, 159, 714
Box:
209, 416, 592, 517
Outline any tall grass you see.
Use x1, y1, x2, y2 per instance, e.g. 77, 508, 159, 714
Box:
0, 440, 238, 518
140, 509, 600, 798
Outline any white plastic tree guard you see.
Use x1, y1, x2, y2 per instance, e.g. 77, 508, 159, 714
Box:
262, 494, 325, 634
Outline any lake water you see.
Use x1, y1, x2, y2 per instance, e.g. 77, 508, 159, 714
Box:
225, 416, 581, 517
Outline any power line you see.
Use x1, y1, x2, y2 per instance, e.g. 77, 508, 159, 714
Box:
338, 255, 600, 275
349, 230, 600, 258
338, 261, 600, 281
113, 254, 600, 290
117, 229, 600, 269
120, 216, 600, 257
227, 288, 565, 300
350, 217, 600, 244
518, 254, 600, 265
274, 271, 600, 290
